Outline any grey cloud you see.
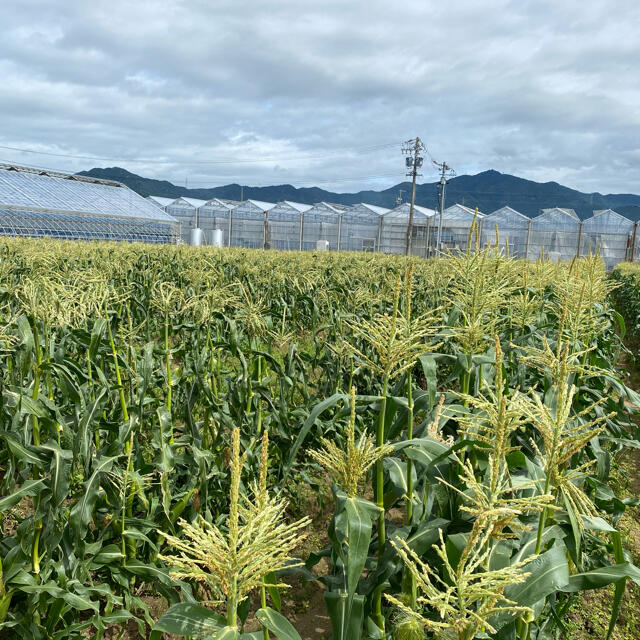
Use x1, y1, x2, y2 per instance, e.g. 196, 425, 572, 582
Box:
0, 0, 638, 194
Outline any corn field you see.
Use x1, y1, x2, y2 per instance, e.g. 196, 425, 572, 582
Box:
1, 235, 640, 640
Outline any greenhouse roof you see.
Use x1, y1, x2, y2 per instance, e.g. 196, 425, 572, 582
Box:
0, 164, 177, 223
443, 204, 485, 220
583, 209, 634, 230
311, 202, 352, 213
147, 196, 174, 207
384, 202, 435, 219
202, 198, 238, 209
243, 199, 276, 211
540, 207, 580, 220
180, 197, 208, 208
358, 203, 390, 216
282, 200, 313, 213
483, 206, 529, 226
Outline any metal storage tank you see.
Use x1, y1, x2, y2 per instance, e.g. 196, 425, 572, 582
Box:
165, 197, 207, 244
197, 198, 239, 247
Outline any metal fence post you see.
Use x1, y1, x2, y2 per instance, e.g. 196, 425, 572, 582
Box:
337, 214, 342, 252
424, 217, 432, 258
632, 222, 639, 262
524, 219, 532, 260
376, 216, 383, 252
263, 210, 268, 250
298, 213, 304, 251
227, 210, 232, 247
576, 222, 583, 258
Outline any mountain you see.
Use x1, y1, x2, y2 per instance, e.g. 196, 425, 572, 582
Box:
78, 167, 640, 221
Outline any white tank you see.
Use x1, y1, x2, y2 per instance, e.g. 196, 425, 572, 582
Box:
316, 240, 329, 251
209, 228, 224, 247
190, 228, 204, 246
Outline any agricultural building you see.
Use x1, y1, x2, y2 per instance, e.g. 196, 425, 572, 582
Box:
0, 163, 179, 243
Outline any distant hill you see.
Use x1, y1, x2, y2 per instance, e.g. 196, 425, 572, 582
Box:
78, 167, 640, 221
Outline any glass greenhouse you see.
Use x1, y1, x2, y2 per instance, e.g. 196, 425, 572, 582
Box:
481, 206, 530, 257
229, 199, 276, 249
528, 208, 581, 262
266, 201, 312, 251
165, 197, 207, 243
381, 203, 434, 255
581, 209, 636, 269
195, 198, 239, 246
340, 203, 386, 252
436, 204, 484, 253
0, 164, 179, 243
301, 202, 350, 251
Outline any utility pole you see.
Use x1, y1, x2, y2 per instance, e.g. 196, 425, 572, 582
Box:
396, 189, 406, 206
433, 159, 455, 253
402, 137, 425, 255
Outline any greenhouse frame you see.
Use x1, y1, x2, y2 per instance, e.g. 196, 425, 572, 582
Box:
528, 208, 581, 262
581, 209, 636, 269
380, 203, 434, 255
481, 206, 530, 257
0, 164, 179, 243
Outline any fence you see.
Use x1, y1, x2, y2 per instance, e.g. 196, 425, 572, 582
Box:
175, 208, 640, 268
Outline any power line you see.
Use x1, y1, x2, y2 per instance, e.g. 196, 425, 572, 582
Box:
0, 141, 401, 166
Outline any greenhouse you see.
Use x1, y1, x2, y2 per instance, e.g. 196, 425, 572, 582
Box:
0, 164, 179, 243
581, 209, 636, 269
339, 203, 386, 252
301, 202, 351, 251
195, 198, 239, 246
266, 201, 312, 250
481, 206, 530, 257
165, 197, 207, 243
528, 207, 581, 261
380, 203, 434, 255
433, 204, 484, 253
229, 199, 276, 249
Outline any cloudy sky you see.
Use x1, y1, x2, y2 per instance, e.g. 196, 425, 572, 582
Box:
1, 0, 639, 193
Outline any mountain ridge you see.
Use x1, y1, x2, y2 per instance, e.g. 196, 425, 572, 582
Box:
78, 167, 640, 221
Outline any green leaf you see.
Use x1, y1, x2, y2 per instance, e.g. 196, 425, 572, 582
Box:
256, 607, 302, 640
19, 583, 98, 612
324, 591, 365, 640
0, 478, 45, 511
40, 440, 72, 508
150, 602, 226, 639
344, 497, 377, 599
405, 518, 449, 556
561, 562, 640, 592
418, 355, 437, 408
264, 571, 281, 612
69, 455, 118, 538
506, 544, 570, 607
282, 392, 348, 481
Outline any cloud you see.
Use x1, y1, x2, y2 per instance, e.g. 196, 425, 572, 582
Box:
0, 0, 638, 194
